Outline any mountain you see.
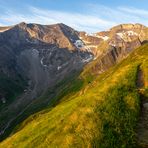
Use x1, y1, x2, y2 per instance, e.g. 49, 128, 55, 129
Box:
0, 22, 148, 147
79, 23, 147, 57
0, 22, 93, 138
1, 43, 148, 148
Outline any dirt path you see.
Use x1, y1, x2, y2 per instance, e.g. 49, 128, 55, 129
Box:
137, 98, 148, 147
137, 68, 148, 147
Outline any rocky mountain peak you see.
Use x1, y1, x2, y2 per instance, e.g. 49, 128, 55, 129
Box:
110, 23, 146, 31
17, 22, 27, 28
79, 23, 147, 58
0, 22, 93, 106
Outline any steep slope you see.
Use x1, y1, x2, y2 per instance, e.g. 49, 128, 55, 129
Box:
79, 24, 148, 78
0, 22, 147, 143
80, 23, 148, 58
0, 22, 93, 102
0, 22, 93, 140
0, 26, 12, 32
1, 44, 147, 147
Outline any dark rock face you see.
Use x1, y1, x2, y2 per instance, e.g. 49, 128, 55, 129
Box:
0, 23, 146, 95
0, 22, 147, 106
0, 22, 94, 138
0, 22, 93, 100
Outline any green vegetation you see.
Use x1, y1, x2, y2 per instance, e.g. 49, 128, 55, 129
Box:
0, 74, 26, 109
0, 44, 148, 147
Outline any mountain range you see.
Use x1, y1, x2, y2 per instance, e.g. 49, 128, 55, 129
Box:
0, 22, 148, 147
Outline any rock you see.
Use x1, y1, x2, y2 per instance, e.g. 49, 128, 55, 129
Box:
1, 98, 6, 104
143, 103, 148, 109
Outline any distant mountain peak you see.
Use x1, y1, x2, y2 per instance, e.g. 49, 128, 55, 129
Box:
110, 23, 146, 31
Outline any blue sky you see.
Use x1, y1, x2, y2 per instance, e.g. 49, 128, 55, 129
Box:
0, 0, 148, 32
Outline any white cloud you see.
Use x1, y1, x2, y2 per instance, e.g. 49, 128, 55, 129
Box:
0, 5, 147, 32
119, 7, 148, 16
88, 4, 148, 25
30, 7, 116, 31
0, 6, 115, 32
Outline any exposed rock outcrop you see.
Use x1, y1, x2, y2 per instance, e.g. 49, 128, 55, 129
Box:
79, 23, 148, 58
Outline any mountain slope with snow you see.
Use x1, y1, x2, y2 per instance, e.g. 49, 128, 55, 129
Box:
0, 43, 148, 147
0, 23, 147, 146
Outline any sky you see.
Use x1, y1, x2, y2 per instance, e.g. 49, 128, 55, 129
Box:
0, 0, 148, 32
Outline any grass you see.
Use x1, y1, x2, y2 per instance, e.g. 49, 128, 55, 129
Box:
0, 74, 26, 110
0, 70, 83, 141
0, 44, 148, 147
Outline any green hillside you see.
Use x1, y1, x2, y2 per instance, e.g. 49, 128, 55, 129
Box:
0, 44, 148, 148
0, 74, 26, 107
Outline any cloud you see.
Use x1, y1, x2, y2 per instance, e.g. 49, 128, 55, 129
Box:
119, 7, 148, 16
0, 6, 115, 32
88, 4, 148, 25
30, 7, 116, 31
0, 5, 147, 32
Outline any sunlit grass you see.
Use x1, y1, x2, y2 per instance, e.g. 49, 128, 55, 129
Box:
0, 44, 148, 147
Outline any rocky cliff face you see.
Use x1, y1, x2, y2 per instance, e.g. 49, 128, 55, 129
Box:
0, 22, 93, 101
79, 23, 148, 58
0, 22, 94, 137
1, 23, 147, 101
79, 24, 148, 74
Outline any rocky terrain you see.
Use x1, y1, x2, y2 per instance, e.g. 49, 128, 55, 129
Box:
0, 22, 93, 139
0, 22, 147, 142
0, 22, 93, 102
79, 24, 148, 57
79, 24, 148, 74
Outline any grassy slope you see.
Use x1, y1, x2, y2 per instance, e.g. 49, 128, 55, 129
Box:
0, 74, 26, 109
0, 44, 148, 148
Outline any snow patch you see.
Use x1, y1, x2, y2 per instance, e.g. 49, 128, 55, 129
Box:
116, 32, 124, 39
82, 55, 93, 63
93, 34, 109, 41
74, 40, 84, 48
93, 57, 97, 60
74, 39, 94, 52
40, 57, 47, 67
127, 31, 138, 36
57, 62, 68, 70
116, 30, 138, 39
109, 42, 116, 47
85, 33, 90, 36
32, 49, 39, 55
57, 66, 62, 70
